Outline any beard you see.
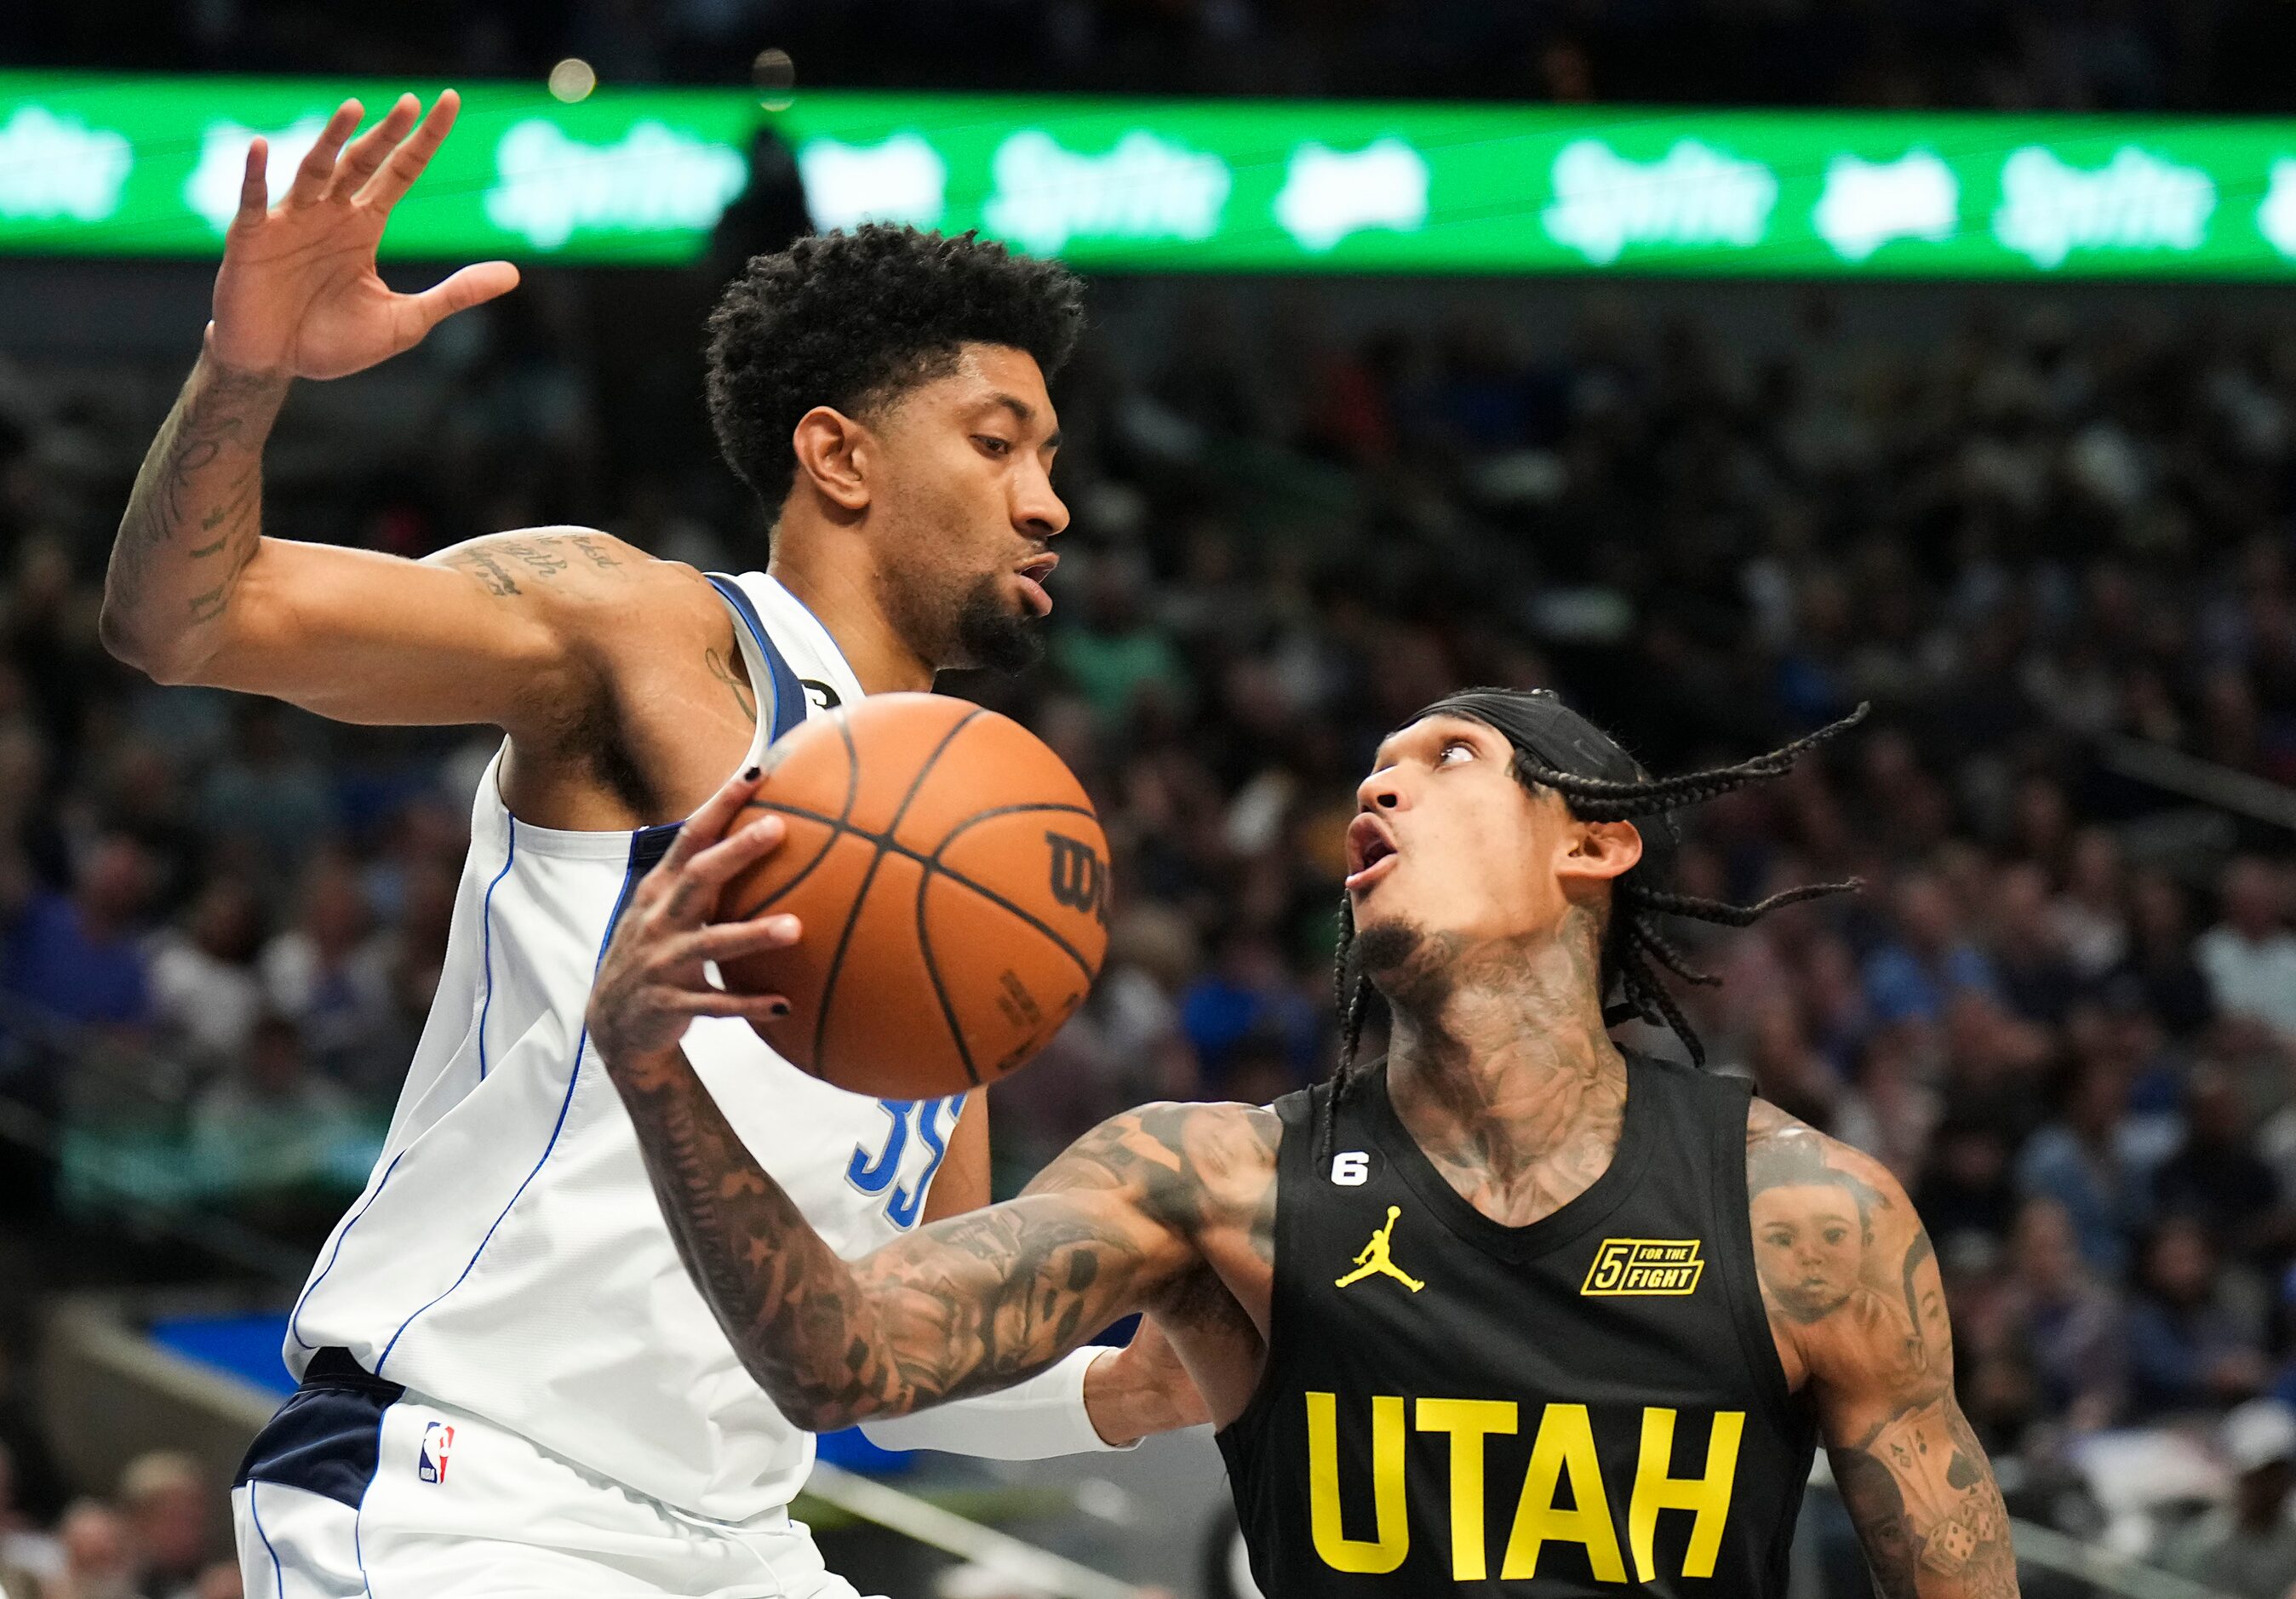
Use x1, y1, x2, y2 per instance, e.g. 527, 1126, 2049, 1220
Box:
1353, 918, 1425, 977
953, 570, 1045, 674
877, 563, 1046, 676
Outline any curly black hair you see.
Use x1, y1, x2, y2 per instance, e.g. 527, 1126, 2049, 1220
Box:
705, 225, 1086, 516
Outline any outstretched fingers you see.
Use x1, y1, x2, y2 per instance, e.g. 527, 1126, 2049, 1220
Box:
329, 93, 420, 202
285, 100, 364, 208
360, 88, 463, 210
231, 138, 270, 231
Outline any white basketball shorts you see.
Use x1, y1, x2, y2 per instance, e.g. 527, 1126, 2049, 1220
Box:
232, 1350, 876, 1599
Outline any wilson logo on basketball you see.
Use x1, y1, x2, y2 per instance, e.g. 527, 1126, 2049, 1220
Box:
1045, 832, 1108, 925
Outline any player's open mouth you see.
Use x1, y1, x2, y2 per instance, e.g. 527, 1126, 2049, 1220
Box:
1344, 813, 1399, 891
1016, 553, 1058, 616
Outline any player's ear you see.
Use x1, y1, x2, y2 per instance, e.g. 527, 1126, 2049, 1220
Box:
1557, 818, 1642, 884
791, 406, 872, 513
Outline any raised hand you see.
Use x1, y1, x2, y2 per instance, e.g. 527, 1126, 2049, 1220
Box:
587, 767, 804, 1071
209, 91, 518, 380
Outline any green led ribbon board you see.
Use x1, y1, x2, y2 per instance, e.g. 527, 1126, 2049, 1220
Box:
7, 72, 2296, 277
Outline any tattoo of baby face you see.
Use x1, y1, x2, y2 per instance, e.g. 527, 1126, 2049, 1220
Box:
1748, 1106, 2018, 1599
1748, 1127, 1886, 1323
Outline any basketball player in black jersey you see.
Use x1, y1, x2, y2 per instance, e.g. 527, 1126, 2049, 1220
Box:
590, 688, 2018, 1599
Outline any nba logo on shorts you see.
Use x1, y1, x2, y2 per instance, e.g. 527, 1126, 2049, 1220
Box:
417, 1422, 455, 1484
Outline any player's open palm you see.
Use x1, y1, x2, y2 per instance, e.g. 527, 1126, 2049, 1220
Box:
209, 90, 518, 381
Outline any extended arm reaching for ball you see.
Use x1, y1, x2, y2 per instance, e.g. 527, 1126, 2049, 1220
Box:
590, 767, 1228, 1443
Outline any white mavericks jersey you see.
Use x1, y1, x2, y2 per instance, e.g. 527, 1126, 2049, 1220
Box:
285, 569, 969, 1523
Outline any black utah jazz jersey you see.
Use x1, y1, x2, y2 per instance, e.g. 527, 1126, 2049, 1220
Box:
1216, 1053, 1815, 1597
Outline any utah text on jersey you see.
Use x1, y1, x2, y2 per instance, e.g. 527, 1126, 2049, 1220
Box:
1306, 1394, 1744, 1583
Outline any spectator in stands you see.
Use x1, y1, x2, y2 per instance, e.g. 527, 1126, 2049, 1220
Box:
1829, 1021, 1936, 1182
2053, 826, 2129, 981
48, 1499, 135, 1599
1986, 1196, 2125, 1433
189, 1013, 369, 1211
192, 703, 339, 876
2110, 870, 2215, 1039
2156, 1398, 2296, 1599
1738, 992, 1841, 1134
146, 877, 266, 1073
1914, 1116, 2018, 1254
2153, 1064, 2287, 1262
1052, 550, 1188, 732
259, 857, 390, 1089
0, 834, 153, 1036
1862, 872, 2000, 1028
2126, 1217, 2269, 1419
1177, 927, 1320, 1090
118, 1453, 209, 1599
1987, 862, 2084, 1025
2197, 857, 2296, 1041
2017, 1055, 2154, 1278
0, 1442, 58, 1599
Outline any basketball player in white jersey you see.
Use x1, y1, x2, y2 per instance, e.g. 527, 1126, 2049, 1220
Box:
101, 92, 1203, 1597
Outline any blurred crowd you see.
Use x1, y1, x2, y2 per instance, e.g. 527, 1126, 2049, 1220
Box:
0, 1447, 237, 1599
7, 0, 2296, 113
3, 262, 2296, 1575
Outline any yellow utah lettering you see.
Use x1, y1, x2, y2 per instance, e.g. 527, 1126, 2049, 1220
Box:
1629, 1407, 1744, 1581
1307, 1392, 1409, 1573
1304, 1397, 1748, 1584
1501, 1402, 1628, 1581
1417, 1398, 1517, 1579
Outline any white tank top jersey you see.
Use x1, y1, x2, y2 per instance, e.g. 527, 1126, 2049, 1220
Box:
284, 569, 970, 1523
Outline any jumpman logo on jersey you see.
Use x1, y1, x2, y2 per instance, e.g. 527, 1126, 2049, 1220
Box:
1336, 1206, 1424, 1292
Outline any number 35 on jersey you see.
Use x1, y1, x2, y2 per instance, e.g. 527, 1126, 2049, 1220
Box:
845, 1095, 965, 1229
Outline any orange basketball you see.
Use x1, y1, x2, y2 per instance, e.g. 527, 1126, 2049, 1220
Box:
715, 692, 1109, 1099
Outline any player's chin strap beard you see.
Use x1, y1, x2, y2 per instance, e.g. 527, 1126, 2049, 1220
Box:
1318, 702, 1871, 1168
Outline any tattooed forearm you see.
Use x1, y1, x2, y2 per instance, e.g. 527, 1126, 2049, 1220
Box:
1833, 1392, 2017, 1599
104, 352, 289, 668
604, 1046, 1188, 1430
1749, 1103, 2017, 1599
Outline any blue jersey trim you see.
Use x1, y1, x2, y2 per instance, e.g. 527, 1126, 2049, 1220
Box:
290, 817, 515, 1350
475, 819, 516, 1081
248, 1482, 284, 1599
707, 573, 808, 740
374, 823, 679, 1377
287, 1149, 407, 1353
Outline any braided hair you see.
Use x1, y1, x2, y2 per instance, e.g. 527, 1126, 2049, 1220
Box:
1321, 691, 1867, 1162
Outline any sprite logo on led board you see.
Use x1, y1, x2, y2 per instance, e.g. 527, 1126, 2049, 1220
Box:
12, 72, 2296, 278
0, 106, 131, 222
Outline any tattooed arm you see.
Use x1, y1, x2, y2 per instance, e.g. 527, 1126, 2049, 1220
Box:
99, 91, 648, 732
1747, 1103, 2018, 1599
589, 768, 1268, 1434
